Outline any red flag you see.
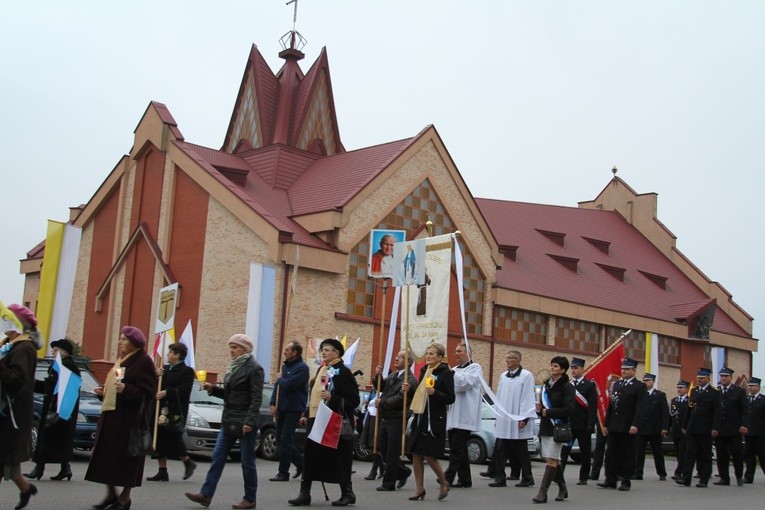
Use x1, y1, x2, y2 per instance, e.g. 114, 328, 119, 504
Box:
584, 340, 624, 427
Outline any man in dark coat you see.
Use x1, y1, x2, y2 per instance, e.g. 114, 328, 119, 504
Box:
560, 357, 597, 485
670, 380, 690, 481
744, 377, 765, 483
269, 340, 309, 482
634, 373, 670, 480
372, 349, 415, 491
676, 367, 721, 488
597, 357, 646, 492
714, 367, 749, 486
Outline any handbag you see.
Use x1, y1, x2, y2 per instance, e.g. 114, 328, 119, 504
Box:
221, 418, 243, 438
339, 398, 355, 440
44, 411, 61, 429
553, 422, 572, 444
160, 390, 186, 433
125, 395, 153, 457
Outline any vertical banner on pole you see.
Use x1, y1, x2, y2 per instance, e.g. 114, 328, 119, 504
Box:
246, 263, 276, 376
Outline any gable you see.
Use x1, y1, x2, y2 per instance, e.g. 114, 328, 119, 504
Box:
294, 68, 339, 154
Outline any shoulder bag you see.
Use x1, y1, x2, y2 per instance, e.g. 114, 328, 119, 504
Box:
552, 422, 572, 444
126, 395, 153, 457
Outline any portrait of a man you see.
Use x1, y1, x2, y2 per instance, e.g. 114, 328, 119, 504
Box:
368, 229, 405, 278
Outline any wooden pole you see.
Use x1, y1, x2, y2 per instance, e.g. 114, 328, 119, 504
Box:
152, 352, 163, 451
373, 279, 388, 455
401, 285, 410, 456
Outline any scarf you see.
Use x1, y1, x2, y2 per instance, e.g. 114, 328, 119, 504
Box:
225, 352, 252, 382
102, 349, 137, 412
410, 364, 435, 414
308, 358, 343, 418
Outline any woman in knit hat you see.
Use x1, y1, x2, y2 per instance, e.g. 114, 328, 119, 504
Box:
0, 302, 40, 509
85, 326, 157, 510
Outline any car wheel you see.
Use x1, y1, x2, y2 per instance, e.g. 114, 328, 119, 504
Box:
31, 419, 39, 457
568, 453, 582, 464
466, 437, 487, 464
353, 435, 372, 462
259, 428, 278, 461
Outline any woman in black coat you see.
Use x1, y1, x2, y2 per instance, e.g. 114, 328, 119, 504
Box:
403, 342, 455, 501
533, 356, 576, 504
25, 338, 81, 482
146, 342, 196, 482
86, 326, 157, 510
289, 338, 360, 507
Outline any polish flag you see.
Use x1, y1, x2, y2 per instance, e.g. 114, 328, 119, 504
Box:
307, 401, 342, 449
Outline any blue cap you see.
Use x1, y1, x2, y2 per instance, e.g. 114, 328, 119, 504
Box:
676, 380, 690, 388
719, 367, 734, 376
748, 377, 761, 386
621, 358, 638, 369
697, 367, 712, 377
570, 357, 586, 368
643, 373, 656, 381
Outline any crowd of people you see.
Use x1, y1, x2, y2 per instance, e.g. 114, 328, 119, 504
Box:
2, 304, 765, 510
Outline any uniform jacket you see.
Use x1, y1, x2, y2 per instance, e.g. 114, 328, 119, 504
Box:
605, 377, 647, 433
670, 395, 689, 438
0, 336, 37, 464
447, 361, 483, 432
538, 373, 576, 437
744, 393, 765, 436
569, 376, 597, 431
683, 384, 722, 434
639, 388, 670, 435
211, 356, 264, 428
270, 356, 309, 414
373, 368, 415, 421
718, 384, 748, 436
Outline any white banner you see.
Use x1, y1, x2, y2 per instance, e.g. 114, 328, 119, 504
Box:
48, 224, 82, 351
401, 234, 452, 359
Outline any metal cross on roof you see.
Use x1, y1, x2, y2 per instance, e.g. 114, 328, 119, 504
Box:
281, 0, 307, 52
287, 0, 299, 31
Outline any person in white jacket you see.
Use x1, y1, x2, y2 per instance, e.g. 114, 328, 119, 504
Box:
444, 343, 483, 488
490, 350, 537, 488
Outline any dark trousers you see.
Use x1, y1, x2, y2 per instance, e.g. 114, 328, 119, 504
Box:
561, 428, 592, 482
444, 428, 472, 485
275, 411, 304, 476
604, 432, 636, 484
590, 430, 607, 479
496, 439, 532, 482
715, 434, 744, 482
745, 436, 765, 481
379, 418, 411, 488
672, 436, 687, 477
683, 433, 713, 483
635, 434, 667, 477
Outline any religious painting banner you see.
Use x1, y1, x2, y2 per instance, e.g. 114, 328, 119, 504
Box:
368, 229, 405, 279
392, 238, 426, 287
154, 282, 179, 334
400, 234, 452, 359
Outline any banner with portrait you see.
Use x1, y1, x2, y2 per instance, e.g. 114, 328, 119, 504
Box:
368, 229, 406, 279
394, 235, 452, 359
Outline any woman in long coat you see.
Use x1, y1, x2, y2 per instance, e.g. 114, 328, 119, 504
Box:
289, 338, 360, 507
25, 338, 81, 482
403, 342, 455, 501
533, 356, 576, 504
0, 303, 41, 510
85, 326, 156, 510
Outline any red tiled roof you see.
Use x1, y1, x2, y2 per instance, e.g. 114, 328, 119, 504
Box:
475, 198, 749, 338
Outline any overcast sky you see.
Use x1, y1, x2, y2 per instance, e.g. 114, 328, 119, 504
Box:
2, 1, 762, 375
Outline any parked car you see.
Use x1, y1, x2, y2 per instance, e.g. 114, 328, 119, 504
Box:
32, 357, 102, 453
184, 383, 307, 460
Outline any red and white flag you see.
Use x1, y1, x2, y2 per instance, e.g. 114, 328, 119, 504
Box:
307, 401, 342, 449
584, 340, 625, 427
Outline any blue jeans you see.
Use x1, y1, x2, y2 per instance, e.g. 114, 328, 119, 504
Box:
276, 412, 304, 476
201, 428, 258, 502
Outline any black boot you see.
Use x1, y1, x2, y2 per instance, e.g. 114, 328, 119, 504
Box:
289, 479, 312, 506
23, 464, 44, 480
183, 459, 197, 480
364, 462, 378, 480
532, 465, 557, 504
146, 468, 169, 481
16, 483, 38, 510
554, 466, 568, 501
332, 481, 356, 506
50, 463, 72, 481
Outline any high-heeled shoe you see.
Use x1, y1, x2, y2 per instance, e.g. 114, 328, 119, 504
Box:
93, 495, 118, 510
438, 485, 449, 500
105, 500, 131, 510
23, 464, 44, 480
15, 483, 38, 510
50, 464, 73, 481
408, 490, 426, 500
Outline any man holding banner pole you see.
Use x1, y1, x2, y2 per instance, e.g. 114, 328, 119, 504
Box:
560, 357, 597, 485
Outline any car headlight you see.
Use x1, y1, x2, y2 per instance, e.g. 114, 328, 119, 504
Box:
186, 410, 210, 428
76, 412, 88, 423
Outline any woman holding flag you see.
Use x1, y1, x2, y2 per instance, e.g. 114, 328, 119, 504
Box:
288, 338, 359, 507
25, 338, 81, 482
533, 356, 576, 504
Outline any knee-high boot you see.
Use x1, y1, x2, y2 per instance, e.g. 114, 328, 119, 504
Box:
289, 479, 312, 506
332, 480, 356, 506
532, 465, 558, 504
554, 466, 568, 501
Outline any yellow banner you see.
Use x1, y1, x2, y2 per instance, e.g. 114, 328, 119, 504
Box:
36, 220, 66, 356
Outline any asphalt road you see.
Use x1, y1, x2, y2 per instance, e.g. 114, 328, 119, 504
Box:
1, 454, 763, 509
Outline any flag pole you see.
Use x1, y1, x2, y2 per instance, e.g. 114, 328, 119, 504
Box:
373, 278, 389, 455
152, 333, 164, 451
401, 284, 410, 456
582, 329, 631, 377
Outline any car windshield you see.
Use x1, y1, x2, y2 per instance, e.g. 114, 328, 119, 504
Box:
188, 385, 224, 405
480, 400, 496, 419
